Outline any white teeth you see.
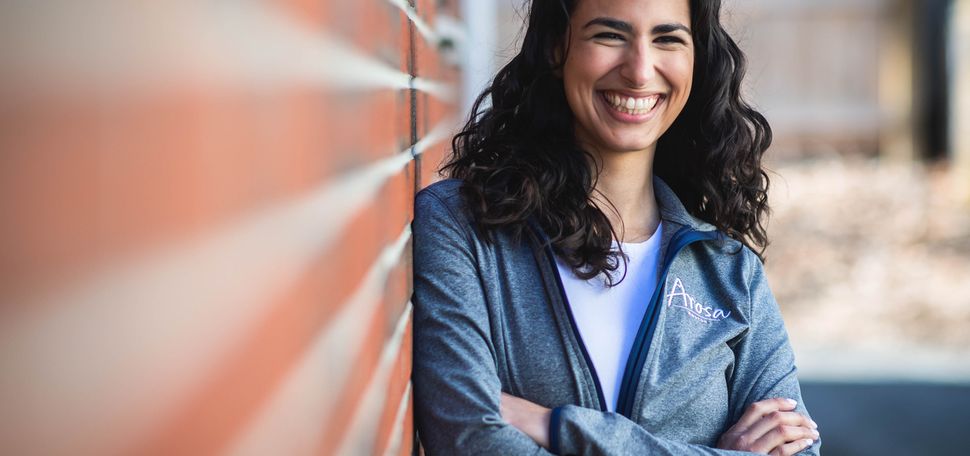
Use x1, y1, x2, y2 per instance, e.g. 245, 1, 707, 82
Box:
604, 92, 660, 114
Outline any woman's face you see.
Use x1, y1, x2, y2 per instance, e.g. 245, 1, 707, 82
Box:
561, 0, 694, 158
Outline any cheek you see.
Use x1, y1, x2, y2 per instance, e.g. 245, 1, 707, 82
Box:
666, 57, 694, 92
659, 56, 694, 124
564, 46, 617, 86
658, 55, 694, 113
678, 68, 694, 103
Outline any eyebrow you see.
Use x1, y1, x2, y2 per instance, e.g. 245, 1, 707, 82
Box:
583, 17, 692, 35
652, 23, 692, 35
584, 17, 634, 34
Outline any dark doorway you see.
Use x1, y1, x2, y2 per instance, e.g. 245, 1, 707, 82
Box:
915, 0, 953, 160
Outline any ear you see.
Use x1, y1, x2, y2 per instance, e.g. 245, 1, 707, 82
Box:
551, 43, 565, 78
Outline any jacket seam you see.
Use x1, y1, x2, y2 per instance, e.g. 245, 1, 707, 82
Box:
420, 187, 476, 248
745, 248, 758, 322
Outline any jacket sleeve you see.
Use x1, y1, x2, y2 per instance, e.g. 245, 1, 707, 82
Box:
411, 189, 551, 455
724, 249, 820, 455
548, 249, 819, 456
550, 406, 751, 455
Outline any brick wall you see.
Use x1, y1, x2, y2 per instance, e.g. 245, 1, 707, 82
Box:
0, 0, 461, 454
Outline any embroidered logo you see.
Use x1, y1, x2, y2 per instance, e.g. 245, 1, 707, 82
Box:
665, 277, 731, 323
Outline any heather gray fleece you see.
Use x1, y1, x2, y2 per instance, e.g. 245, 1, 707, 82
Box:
411, 177, 820, 455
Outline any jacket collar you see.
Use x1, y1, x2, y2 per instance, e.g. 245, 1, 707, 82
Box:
526, 176, 720, 258
653, 176, 717, 233
527, 176, 717, 245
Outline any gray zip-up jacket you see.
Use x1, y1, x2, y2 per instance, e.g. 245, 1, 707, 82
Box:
412, 177, 820, 455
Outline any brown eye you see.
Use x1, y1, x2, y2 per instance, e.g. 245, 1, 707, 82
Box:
595, 32, 625, 41
655, 35, 686, 45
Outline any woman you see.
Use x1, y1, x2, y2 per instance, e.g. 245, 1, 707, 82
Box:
412, 0, 820, 454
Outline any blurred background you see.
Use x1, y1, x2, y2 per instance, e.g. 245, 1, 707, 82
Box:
0, 0, 967, 455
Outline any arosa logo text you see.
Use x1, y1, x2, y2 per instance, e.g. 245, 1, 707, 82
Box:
664, 277, 731, 323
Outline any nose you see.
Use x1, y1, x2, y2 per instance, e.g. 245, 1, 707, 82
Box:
619, 42, 656, 88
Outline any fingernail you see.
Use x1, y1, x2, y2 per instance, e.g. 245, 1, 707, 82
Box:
785, 398, 797, 406
803, 439, 815, 447
811, 430, 820, 439
809, 419, 818, 429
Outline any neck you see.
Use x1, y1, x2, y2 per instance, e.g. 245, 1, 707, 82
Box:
589, 146, 661, 244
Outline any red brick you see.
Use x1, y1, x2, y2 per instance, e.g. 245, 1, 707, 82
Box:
374, 315, 413, 455
399, 397, 416, 456
0, 94, 102, 300
317, 295, 394, 453
275, 0, 330, 28
130, 174, 410, 454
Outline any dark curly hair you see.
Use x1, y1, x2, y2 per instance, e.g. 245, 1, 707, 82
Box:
442, 0, 772, 286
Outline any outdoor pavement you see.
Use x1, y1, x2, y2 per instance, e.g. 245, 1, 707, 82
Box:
801, 381, 970, 455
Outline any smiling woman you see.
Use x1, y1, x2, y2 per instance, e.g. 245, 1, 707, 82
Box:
412, 0, 821, 455
563, 0, 694, 162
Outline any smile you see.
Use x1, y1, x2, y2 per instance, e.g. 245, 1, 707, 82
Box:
600, 91, 664, 118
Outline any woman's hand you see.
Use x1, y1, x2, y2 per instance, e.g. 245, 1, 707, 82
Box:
717, 398, 819, 455
500, 392, 552, 449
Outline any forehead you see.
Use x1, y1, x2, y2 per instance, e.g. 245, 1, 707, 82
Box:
571, 0, 691, 28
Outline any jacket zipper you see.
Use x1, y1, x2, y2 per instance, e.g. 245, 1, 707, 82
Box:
532, 221, 722, 415
614, 226, 722, 417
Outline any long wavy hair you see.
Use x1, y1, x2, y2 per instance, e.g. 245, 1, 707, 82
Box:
442, 0, 772, 286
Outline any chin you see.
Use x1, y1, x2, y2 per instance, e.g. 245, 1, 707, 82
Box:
610, 138, 657, 153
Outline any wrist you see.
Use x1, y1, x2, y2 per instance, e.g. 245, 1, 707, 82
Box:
535, 407, 551, 448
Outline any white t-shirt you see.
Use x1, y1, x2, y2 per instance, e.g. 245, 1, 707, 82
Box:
554, 223, 663, 412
